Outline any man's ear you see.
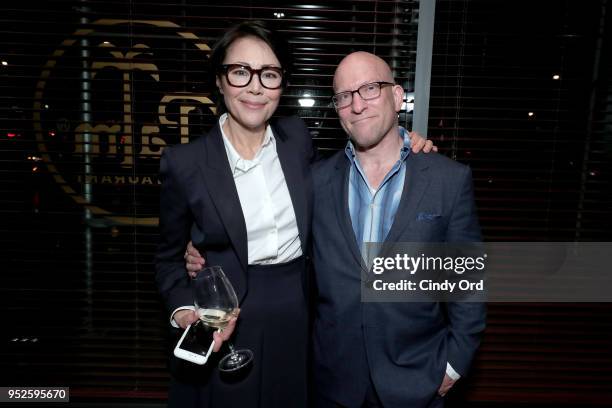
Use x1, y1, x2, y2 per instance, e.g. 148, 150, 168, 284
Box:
392, 84, 404, 112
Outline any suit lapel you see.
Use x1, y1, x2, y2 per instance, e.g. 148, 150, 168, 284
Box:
331, 155, 366, 270
273, 122, 309, 253
385, 154, 430, 243
195, 124, 248, 274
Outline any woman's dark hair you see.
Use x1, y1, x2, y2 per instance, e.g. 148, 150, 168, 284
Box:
210, 20, 293, 114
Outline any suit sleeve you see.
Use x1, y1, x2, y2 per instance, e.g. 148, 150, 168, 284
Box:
444, 165, 487, 376
155, 147, 193, 319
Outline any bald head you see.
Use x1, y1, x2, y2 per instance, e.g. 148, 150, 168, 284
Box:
331, 51, 404, 152
333, 52, 394, 92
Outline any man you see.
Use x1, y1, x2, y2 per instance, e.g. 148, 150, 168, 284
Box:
310, 52, 485, 407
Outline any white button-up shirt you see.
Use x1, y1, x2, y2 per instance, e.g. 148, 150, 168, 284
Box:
219, 113, 302, 265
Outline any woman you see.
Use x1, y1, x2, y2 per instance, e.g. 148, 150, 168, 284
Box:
156, 20, 314, 408
156, 20, 433, 407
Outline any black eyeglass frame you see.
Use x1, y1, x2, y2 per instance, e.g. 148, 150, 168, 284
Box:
219, 64, 285, 90
331, 81, 395, 108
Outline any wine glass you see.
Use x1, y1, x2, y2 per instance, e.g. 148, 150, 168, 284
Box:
192, 265, 253, 372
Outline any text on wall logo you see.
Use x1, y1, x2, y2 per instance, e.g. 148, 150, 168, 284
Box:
33, 19, 216, 226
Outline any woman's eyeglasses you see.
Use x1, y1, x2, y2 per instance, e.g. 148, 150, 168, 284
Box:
220, 64, 284, 90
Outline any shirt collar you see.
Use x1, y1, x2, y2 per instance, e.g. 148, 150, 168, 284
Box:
219, 113, 275, 174
344, 126, 412, 164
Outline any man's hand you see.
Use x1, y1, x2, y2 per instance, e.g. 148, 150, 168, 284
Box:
185, 241, 205, 278
409, 131, 438, 153
437, 374, 456, 397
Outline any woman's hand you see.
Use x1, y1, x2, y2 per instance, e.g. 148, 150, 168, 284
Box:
174, 309, 240, 352
174, 309, 199, 329
212, 310, 240, 352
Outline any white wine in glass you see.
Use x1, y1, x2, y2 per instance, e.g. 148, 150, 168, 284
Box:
197, 308, 232, 329
192, 266, 253, 372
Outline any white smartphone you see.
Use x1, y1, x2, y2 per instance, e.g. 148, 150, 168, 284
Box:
173, 321, 215, 365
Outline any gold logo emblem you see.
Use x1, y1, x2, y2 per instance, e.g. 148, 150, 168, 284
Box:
34, 19, 216, 226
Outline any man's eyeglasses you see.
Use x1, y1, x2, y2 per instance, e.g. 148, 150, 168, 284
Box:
332, 81, 395, 109
219, 64, 284, 90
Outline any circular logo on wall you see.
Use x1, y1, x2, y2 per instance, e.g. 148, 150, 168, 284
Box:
34, 19, 217, 226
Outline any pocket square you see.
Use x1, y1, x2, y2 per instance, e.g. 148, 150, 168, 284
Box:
416, 212, 441, 221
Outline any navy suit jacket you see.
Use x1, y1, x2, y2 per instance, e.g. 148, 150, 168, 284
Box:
155, 116, 313, 318
312, 150, 486, 408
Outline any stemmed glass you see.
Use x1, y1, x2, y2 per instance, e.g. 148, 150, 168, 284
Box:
192, 266, 253, 372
